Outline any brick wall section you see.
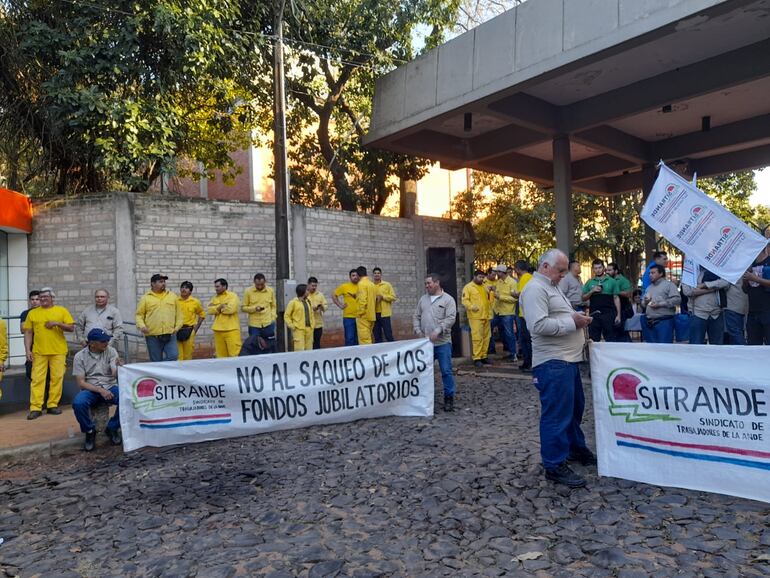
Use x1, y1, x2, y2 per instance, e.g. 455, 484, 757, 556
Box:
132, 195, 275, 353
28, 195, 118, 330
302, 208, 419, 345
29, 193, 472, 357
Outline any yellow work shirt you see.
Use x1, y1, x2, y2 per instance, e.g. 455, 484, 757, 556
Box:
307, 291, 328, 328
462, 282, 493, 321
242, 286, 276, 328
285, 297, 315, 332
178, 296, 205, 327
334, 282, 359, 319
0, 318, 8, 366
374, 281, 397, 317
517, 272, 533, 318
23, 305, 74, 355
356, 277, 378, 322
207, 291, 241, 332
136, 290, 183, 335
494, 276, 517, 316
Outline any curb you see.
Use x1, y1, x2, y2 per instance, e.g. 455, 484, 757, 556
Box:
0, 437, 83, 465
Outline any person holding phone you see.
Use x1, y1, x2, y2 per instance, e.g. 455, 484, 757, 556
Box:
581, 259, 621, 343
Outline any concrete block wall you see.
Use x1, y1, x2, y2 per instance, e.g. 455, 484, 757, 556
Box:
29, 193, 472, 359
28, 195, 118, 331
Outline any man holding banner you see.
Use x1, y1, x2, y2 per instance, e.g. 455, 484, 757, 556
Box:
743, 227, 770, 345
521, 249, 595, 488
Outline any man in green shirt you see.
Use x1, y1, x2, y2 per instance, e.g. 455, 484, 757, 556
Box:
607, 262, 634, 342
582, 259, 621, 343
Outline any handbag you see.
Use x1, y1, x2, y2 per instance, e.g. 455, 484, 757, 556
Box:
176, 326, 194, 342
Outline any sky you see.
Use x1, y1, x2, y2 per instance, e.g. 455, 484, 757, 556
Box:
753, 168, 770, 207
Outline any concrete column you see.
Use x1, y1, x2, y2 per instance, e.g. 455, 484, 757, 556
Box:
552, 135, 573, 256
114, 193, 137, 324
399, 179, 417, 218
291, 206, 308, 284
641, 164, 657, 264
412, 216, 426, 296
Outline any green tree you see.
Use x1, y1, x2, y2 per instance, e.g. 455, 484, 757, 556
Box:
271, 0, 459, 213
0, 0, 267, 196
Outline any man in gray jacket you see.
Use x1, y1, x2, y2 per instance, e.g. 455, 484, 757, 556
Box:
75, 289, 124, 351
681, 269, 727, 344
641, 265, 681, 343
413, 273, 457, 412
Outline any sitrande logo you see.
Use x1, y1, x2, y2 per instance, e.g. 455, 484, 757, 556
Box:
676, 205, 706, 238
131, 376, 183, 412
606, 368, 679, 423
705, 226, 734, 261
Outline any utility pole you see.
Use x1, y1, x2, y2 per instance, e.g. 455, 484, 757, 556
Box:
273, 0, 292, 351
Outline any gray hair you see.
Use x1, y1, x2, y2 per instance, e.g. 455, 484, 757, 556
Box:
538, 249, 567, 268
39, 287, 56, 297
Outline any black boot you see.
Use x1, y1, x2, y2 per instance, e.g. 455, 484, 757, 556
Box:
443, 395, 455, 412
84, 430, 96, 452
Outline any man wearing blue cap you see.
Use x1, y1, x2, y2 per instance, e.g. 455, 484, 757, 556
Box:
72, 328, 122, 451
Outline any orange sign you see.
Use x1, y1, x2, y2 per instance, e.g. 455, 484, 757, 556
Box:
0, 188, 32, 233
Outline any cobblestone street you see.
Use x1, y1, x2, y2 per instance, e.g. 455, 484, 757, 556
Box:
1, 372, 769, 577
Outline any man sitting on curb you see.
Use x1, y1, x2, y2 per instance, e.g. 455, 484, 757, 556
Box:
72, 328, 122, 451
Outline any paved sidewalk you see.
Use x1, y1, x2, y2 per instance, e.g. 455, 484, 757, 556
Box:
0, 408, 80, 450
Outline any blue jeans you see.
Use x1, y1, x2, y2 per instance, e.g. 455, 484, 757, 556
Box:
723, 309, 746, 345
373, 314, 394, 343
532, 360, 587, 470
145, 335, 178, 362
343, 318, 358, 346
248, 322, 276, 354
434, 342, 456, 397
689, 314, 724, 344
499, 315, 517, 356
645, 317, 674, 343
72, 387, 120, 433
516, 316, 532, 366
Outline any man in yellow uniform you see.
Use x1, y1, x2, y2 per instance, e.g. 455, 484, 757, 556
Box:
177, 281, 206, 360
207, 278, 242, 358
513, 260, 534, 372
0, 317, 7, 401
333, 269, 360, 346
462, 270, 493, 368
355, 266, 377, 345
493, 264, 518, 362
307, 276, 328, 349
373, 267, 397, 343
485, 268, 500, 354
136, 274, 183, 362
242, 273, 277, 354
22, 287, 74, 419
285, 284, 315, 351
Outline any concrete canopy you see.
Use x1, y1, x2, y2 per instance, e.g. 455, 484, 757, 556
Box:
363, 0, 770, 196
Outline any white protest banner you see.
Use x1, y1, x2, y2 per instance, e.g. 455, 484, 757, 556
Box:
640, 162, 768, 283
591, 342, 770, 503
680, 257, 699, 288
119, 339, 434, 452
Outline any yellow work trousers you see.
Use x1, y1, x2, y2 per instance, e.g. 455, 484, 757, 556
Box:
30, 354, 66, 411
292, 328, 313, 352
214, 329, 242, 358
178, 334, 196, 361
356, 318, 374, 345
469, 318, 491, 361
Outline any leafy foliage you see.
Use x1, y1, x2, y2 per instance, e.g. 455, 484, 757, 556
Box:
452, 169, 764, 283
0, 0, 268, 196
